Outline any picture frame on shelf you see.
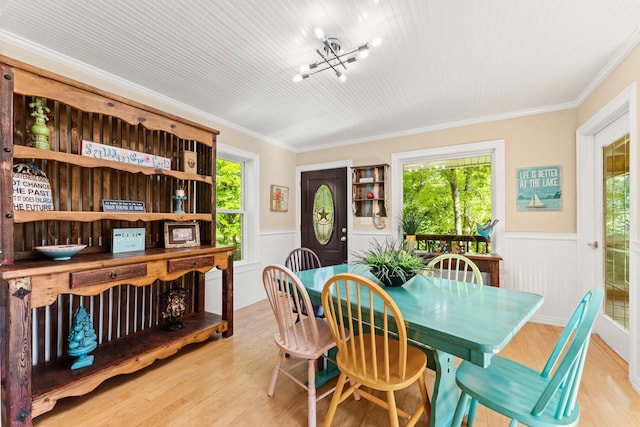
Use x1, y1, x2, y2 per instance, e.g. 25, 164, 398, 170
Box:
164, 222, 200, 248
270, 184, 289, 212
180, 150, 198, 174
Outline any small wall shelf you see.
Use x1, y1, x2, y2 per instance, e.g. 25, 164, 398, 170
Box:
351, 164, 388, 217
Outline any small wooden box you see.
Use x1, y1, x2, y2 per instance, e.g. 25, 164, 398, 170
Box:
181, 151, 197, 174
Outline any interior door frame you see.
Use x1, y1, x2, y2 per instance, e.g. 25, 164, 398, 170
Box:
296, 159, 353, 250
576, 82, 639, 391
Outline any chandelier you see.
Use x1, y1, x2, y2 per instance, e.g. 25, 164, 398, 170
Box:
293, 27, 382, 83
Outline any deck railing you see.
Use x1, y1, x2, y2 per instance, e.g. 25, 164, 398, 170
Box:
410, 234, 491, 254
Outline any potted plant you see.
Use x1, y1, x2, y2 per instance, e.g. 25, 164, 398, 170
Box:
401, 208, 423, 250
354, 238, 427, 287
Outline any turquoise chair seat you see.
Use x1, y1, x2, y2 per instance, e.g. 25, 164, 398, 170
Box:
454, 356, 579, 426
451, 288, 603, 427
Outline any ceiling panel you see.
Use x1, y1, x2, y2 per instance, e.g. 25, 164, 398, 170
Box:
1, 0, 639, 151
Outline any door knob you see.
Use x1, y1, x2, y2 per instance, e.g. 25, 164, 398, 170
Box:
340, 236, 347, 242
587, 241, 599, 249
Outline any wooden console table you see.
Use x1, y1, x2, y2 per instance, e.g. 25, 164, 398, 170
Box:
414, 251, 502, 287
1, 245, 234, 425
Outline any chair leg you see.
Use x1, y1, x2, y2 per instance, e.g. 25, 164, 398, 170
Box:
349, 377, 361, 401
386, 390, 400, 427
323, 372, 348, 427
418, 373, 431, 421
307, 359, 317, 427
467, 397, 478, 425
267, 349, 285, 396
450, 391, 470, 427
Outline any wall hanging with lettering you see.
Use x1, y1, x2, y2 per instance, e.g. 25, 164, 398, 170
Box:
81, 140, 171, 169
516, 165, 562, 211
13, 163, 54, 211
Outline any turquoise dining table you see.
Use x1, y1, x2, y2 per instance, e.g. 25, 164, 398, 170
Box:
295, 263, 544, 427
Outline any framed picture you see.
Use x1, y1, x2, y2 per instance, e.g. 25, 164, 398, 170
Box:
516, 165, 562, 212
270, 184, 289, 212
164, 222, 200, 248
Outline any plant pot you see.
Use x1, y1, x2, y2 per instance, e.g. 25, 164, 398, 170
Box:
405, 234, 416, 251
375, 272, 416, 287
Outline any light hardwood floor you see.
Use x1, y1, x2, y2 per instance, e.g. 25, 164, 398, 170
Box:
34, 298, 640, 426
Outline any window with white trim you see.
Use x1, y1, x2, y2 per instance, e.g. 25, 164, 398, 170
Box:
216, 146, 258, 263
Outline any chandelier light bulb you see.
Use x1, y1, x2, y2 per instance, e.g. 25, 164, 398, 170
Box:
371, 37, 382, 48
314, 26, 325, 40
300, 64, 310, 73
292, 74, 303, 83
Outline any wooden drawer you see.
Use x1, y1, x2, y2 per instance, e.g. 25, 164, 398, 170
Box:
70, 263, 148, 288
167, 255, 215, 273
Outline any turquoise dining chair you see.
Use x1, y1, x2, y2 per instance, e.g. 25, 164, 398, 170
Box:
451, 287, 603, 427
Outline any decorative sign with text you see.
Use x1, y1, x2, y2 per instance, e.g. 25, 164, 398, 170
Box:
13, 163, 54, 211
516, 165, 562, 211
102, 199, 146, 212
112, 228, 146, 253
81, 140, 171, 169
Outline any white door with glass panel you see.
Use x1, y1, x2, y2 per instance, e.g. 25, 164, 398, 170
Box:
593, 113, 630, 360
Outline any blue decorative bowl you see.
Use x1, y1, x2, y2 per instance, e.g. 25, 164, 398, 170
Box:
35, 244, 87, 260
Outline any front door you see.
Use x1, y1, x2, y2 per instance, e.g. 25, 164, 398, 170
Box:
593, 113, 630, 360
300, 168, 348, 266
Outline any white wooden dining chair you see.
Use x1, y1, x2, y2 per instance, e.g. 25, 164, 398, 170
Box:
262, 264, 340, 427
425, 253, 483, 285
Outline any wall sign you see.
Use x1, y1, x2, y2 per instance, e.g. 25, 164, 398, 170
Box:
12, 163, 54, 211
516, 165, 562, 211
81, 140, 171, 169
102, 199, 146, 212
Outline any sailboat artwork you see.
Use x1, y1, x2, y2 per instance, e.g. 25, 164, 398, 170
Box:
517, 166, 562, 211
528, 190, 547, 209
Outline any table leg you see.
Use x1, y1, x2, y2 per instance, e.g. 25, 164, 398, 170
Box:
423, 347, 460, 427
314, 347, 340, 388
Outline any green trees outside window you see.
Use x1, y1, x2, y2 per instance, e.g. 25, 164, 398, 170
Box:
216, 158, 243, 260
403, 156, 492, 235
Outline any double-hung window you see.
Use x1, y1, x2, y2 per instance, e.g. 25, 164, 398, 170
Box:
215, 144, 259, 263
216, 156, 243, 260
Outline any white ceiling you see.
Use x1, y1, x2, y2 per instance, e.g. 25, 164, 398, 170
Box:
1, 0, 639, 152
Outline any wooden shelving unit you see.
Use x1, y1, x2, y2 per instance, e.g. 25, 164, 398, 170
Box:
0, 59, 234, 426
351, 164, 389, 217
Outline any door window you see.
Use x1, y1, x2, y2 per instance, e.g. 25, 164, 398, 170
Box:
313, 184, 334, 245
603, 134, 630, 330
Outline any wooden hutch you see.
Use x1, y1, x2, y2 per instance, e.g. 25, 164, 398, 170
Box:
0, 59, 235, 426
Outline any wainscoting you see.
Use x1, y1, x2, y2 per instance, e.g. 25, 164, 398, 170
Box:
351, 231, 581, 325
501, 233, 579, 325
205, 230, 297, 312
